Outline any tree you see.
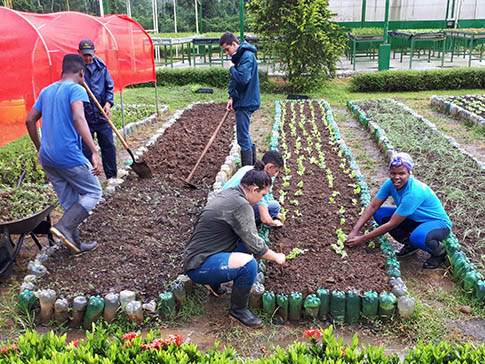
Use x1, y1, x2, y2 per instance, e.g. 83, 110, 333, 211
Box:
247, 0, 346, 92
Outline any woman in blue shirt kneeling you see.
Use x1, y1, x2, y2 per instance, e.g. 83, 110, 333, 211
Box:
346, 152, 451, 269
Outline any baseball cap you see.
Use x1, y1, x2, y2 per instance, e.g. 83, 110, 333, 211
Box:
79, 39, 95, 55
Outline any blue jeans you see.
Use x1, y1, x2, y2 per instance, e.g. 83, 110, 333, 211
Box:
374, 207, 450, 253
42, 163, 102, 212
187, 242, 257, 289
235, 109, 253, 153
253, 201, 281, 225
82, 123, 117, 179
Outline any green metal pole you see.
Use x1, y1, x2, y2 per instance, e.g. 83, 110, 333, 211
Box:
361, 0, 366, 27
239, 0, 244, 42
103, 0, 109, 14
378, 0, 391, 71
383, 0, 390, 43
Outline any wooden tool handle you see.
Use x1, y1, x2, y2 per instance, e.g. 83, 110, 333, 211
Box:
186, 110, 230, 182
82, 81, 130, 151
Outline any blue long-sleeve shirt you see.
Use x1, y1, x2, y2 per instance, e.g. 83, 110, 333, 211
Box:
83, 56, 114, 125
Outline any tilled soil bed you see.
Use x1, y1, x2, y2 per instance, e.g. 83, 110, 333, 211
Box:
39, 103, 235, 301
265, 101, 389, 295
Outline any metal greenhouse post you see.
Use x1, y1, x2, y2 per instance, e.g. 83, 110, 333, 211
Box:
378, 0, 391, 71
239, 0, 244, 42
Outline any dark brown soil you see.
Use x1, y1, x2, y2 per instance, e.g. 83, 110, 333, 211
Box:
265, 101, 389, 295
39, 103, 235, 301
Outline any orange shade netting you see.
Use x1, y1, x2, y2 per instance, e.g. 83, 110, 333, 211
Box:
0, 7, 155, 147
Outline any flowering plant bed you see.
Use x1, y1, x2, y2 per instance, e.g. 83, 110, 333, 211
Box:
348, 98, 485, 300
430, 95, 485, 128
256, 100, 412, 323
18, 103, 238, 325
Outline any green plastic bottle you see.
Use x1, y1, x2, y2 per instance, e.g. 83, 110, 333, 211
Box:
387, 267, 401, 278
452, 252, 468, 279
83, 296, 105, 330
362, 291, 378, 318
289, 292, 303, 321
345, 291, 360, 325
463, 271, 483, 294
317, 288, 330, 321
330, 291, 346, 324
304, 294, 321, 320
276, 294, 289, 322
378, 292, 396, 318
385, 259, 400, 270
262, 291, 276, 315
159, 292, 176, 318
476, 280, 485, 300
18, 290, 37, 311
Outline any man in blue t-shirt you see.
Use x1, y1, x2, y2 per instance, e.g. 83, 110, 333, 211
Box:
223, 150, 284, 228
346, 153, 451, 269
26, 54, 103, 255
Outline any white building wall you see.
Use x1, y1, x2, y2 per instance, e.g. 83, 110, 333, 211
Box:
329, 0, 483, 22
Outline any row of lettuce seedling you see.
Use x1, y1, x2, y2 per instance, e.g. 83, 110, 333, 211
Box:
16, 102, 241, 328
430, 95, 485, 132
253, 99, 415, 325
347, 98, 485, 301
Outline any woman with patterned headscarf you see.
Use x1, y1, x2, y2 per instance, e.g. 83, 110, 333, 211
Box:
346, 152, 451, 269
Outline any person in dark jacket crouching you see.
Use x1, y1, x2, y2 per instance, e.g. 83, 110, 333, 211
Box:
220, 31, 260, 166
184, 161, 285, 327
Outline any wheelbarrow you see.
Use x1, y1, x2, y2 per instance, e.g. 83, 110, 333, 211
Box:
0, 204, 57, 281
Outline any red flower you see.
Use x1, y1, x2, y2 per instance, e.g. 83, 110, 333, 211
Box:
71, 340, 80, 348
142, 338, 166, 351
341, 348, 346, 357
164, 334, 182, 346
303, 328, 323, 340
0, 344, 18, 355
122, 332, 139, 342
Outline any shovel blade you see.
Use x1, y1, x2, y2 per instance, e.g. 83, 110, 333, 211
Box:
131, 161, 152, 179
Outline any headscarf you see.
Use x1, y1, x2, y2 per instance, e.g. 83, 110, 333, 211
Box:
389, 152, 414, 172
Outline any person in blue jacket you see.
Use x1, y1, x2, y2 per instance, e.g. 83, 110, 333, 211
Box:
346, 153, 452, 269
220, 32, 260, 166
25, 54, 102, 255
78, 39, 117, 179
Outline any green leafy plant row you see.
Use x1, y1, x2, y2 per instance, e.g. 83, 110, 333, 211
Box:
1, 325, 484, 363
350, 67, 485, 92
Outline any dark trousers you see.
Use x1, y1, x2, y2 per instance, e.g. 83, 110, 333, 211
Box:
82, 123, 117, 179
374, 206, 450, 253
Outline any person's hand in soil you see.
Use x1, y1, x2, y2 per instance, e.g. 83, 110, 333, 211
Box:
226, 98, 233, 111
346, 234, 366, 248
272, 219, 283, 228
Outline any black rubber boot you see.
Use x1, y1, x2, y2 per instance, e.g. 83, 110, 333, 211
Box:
50, 203, 90, 254
395, 239, 418, 257
251, 144, 257, 165
73, 228, 98, 254
423, 242, 446, 269
229, 286, 263, 328
241, 150, 253, 167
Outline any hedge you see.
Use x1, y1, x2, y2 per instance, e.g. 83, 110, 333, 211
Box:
130, 68, 287, 93
350, 67, 485, 92
1, 325, 483, 363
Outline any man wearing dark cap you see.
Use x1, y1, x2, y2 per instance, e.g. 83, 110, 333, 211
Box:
78, 39, 117, 179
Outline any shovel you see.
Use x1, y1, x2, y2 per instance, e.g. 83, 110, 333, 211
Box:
82, 81, 152, 179
182, 110, 230, 188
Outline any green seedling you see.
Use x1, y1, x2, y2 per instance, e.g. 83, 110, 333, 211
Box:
286, 247, 307, 260
294, 190, 302, 196
294, 210, 302, 217
368, 241, 376, 248
338, 206, 345, 214
332, 191, 340, 197
297, 180, 304, 188
340, 218, 345, 225
289, 200, 299, 206
329, 197, 335, 204
352, 198, 358, 206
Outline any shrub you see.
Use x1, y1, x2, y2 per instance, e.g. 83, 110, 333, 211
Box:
130, 68, 287, 93
350, 67, 485, 92
247, 0, 347, 92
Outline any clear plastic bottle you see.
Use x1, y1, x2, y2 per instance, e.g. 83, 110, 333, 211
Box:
103, 293, 119, 323
39, 289, 56, 324
249, 282, 264, 309
126, 301, 144, 324
71, 296, 87, 328
397, 295, 415, 319
54, 298, 69, 324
